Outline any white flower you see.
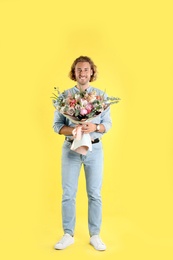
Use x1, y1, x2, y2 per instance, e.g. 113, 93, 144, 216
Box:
75, 104, 81, 110
81, 98, 88, 106
88, 96, 96, 102
75, 93, 80, 99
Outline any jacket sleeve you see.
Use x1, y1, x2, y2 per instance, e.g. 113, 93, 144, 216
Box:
53, 110, 66, 134
100, 105, 112, 133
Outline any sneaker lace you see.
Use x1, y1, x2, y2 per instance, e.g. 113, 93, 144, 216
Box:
97, 237, 104, 245
59, 234, 69, 244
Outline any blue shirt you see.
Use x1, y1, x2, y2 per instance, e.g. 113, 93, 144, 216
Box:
53, 86, 112, 139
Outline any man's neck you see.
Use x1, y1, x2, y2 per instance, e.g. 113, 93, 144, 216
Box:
76, 83, 90, 91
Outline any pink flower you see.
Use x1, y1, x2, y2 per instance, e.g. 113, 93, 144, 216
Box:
80, 108, 88, 115
85, 103, 93, 113
96, 95, 102, 100
69, 99, 76, 107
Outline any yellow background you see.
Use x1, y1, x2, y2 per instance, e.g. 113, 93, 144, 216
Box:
0, 0, 173, 259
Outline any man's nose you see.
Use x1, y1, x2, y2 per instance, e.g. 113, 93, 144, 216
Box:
80, 70, 85, 75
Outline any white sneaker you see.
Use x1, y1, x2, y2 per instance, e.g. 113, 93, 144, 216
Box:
54, 233, 74, 250
90, 235, 106, 251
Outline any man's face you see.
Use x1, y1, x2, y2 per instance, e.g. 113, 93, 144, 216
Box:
74, 62, 93, 85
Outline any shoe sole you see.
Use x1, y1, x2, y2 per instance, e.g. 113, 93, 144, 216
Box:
54, 240, 74, 250
90, 241, 106, 251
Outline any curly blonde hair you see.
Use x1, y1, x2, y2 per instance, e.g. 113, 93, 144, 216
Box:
69, 56, 97, 82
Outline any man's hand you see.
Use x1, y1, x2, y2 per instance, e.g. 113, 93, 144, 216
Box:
81, 122, 96, 134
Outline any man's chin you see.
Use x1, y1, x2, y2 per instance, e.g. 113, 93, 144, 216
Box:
78, 81, 88, 86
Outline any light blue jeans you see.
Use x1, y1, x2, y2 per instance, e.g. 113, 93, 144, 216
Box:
61, 140, 104, 237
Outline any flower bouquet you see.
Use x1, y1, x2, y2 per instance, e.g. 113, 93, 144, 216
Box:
52, 87, 120, 154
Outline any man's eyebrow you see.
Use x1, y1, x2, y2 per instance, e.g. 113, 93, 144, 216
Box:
76, 67, 89, 70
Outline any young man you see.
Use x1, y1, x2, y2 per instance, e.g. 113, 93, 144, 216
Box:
53, 56, 112, 251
